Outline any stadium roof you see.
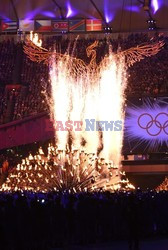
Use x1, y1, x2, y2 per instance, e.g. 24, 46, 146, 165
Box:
0, 0, 167, 32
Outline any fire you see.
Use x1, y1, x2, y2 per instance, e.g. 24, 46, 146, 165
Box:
0, 144, 134, 193
29, 31, 42, 47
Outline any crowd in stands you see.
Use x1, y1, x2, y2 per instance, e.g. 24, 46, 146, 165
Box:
0, 190, 167, 249
0, 33, 168, 125
0, 39, 17, 85
0, 87, 6, 124
0, 87, 16, 124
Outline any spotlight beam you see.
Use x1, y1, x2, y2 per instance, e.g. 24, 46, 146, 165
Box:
52, 0, 64, 20
137, 0, 158, 29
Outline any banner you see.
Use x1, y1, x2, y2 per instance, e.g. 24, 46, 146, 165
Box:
19, 20, 34, 31
86, 19, 102, 31
35, 20, 51, 32
52, 20, 68, 32
0, 113, 54, 150
123, 96, 168, 154
0, 19, 103, 33
1, 21, 17, 32
69, 20, 85, 32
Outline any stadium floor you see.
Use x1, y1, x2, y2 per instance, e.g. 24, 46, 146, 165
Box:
51, 238, 168, 250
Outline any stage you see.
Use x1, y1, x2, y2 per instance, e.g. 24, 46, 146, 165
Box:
123, 159, 168, 190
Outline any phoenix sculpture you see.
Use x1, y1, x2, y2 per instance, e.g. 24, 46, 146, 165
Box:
23, 33, 164, 76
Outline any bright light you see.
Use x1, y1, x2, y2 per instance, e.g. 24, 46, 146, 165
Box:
66, 2, 74, 18
48, 41, 127, 185
105, 14, 114, 24
124, 97, 168, 152
151, 0, 159, 14
98, 53, 127, 166
29, 31, 42, 47
104, 0, 114, 23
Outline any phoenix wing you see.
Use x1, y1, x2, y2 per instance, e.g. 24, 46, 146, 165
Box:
23, 40, 88, 77
120, 40, 165, 67
23, 40, 54, 65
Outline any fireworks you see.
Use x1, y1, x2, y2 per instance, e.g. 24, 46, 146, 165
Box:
47, 38, 127, 161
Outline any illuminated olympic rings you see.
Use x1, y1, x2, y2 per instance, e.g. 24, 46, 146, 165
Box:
137, 112, 168, 136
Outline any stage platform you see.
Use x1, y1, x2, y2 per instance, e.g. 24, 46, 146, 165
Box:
122, 160, 168, 190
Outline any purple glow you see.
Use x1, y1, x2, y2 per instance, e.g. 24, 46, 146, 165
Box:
87, 15, 98, 19
104, 0, 114, 23
105, 14, 114, 23
25, 8, 42, 20
151, 0, 159, 14
125, 6, 140, 13
124, 98, 168, 152
0, 13, 11, 21
66, 2, 75, 18
41, 11, 55, 18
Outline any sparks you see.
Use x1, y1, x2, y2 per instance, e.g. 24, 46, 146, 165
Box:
48, 39, 127, 187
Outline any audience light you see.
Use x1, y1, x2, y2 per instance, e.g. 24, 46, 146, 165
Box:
147, 19, 156, 30
104, 25, 112, 33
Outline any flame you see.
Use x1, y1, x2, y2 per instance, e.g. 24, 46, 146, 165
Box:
0, 144, 135, 193
30, 31, 42, 47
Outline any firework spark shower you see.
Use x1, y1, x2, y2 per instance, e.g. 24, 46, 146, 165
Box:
49, 42, 127, 171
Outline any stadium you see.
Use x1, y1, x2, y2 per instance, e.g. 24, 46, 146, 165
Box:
0, 0, 168, 249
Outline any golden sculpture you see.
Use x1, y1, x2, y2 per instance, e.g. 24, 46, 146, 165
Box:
23, 34, 164, 73
156, 177, 168, 191
24, 39, 99, 77
0, 145, 135, 192
121, 41, 165, 67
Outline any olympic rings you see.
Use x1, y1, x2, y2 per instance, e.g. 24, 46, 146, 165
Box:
137, 112, 168, 136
